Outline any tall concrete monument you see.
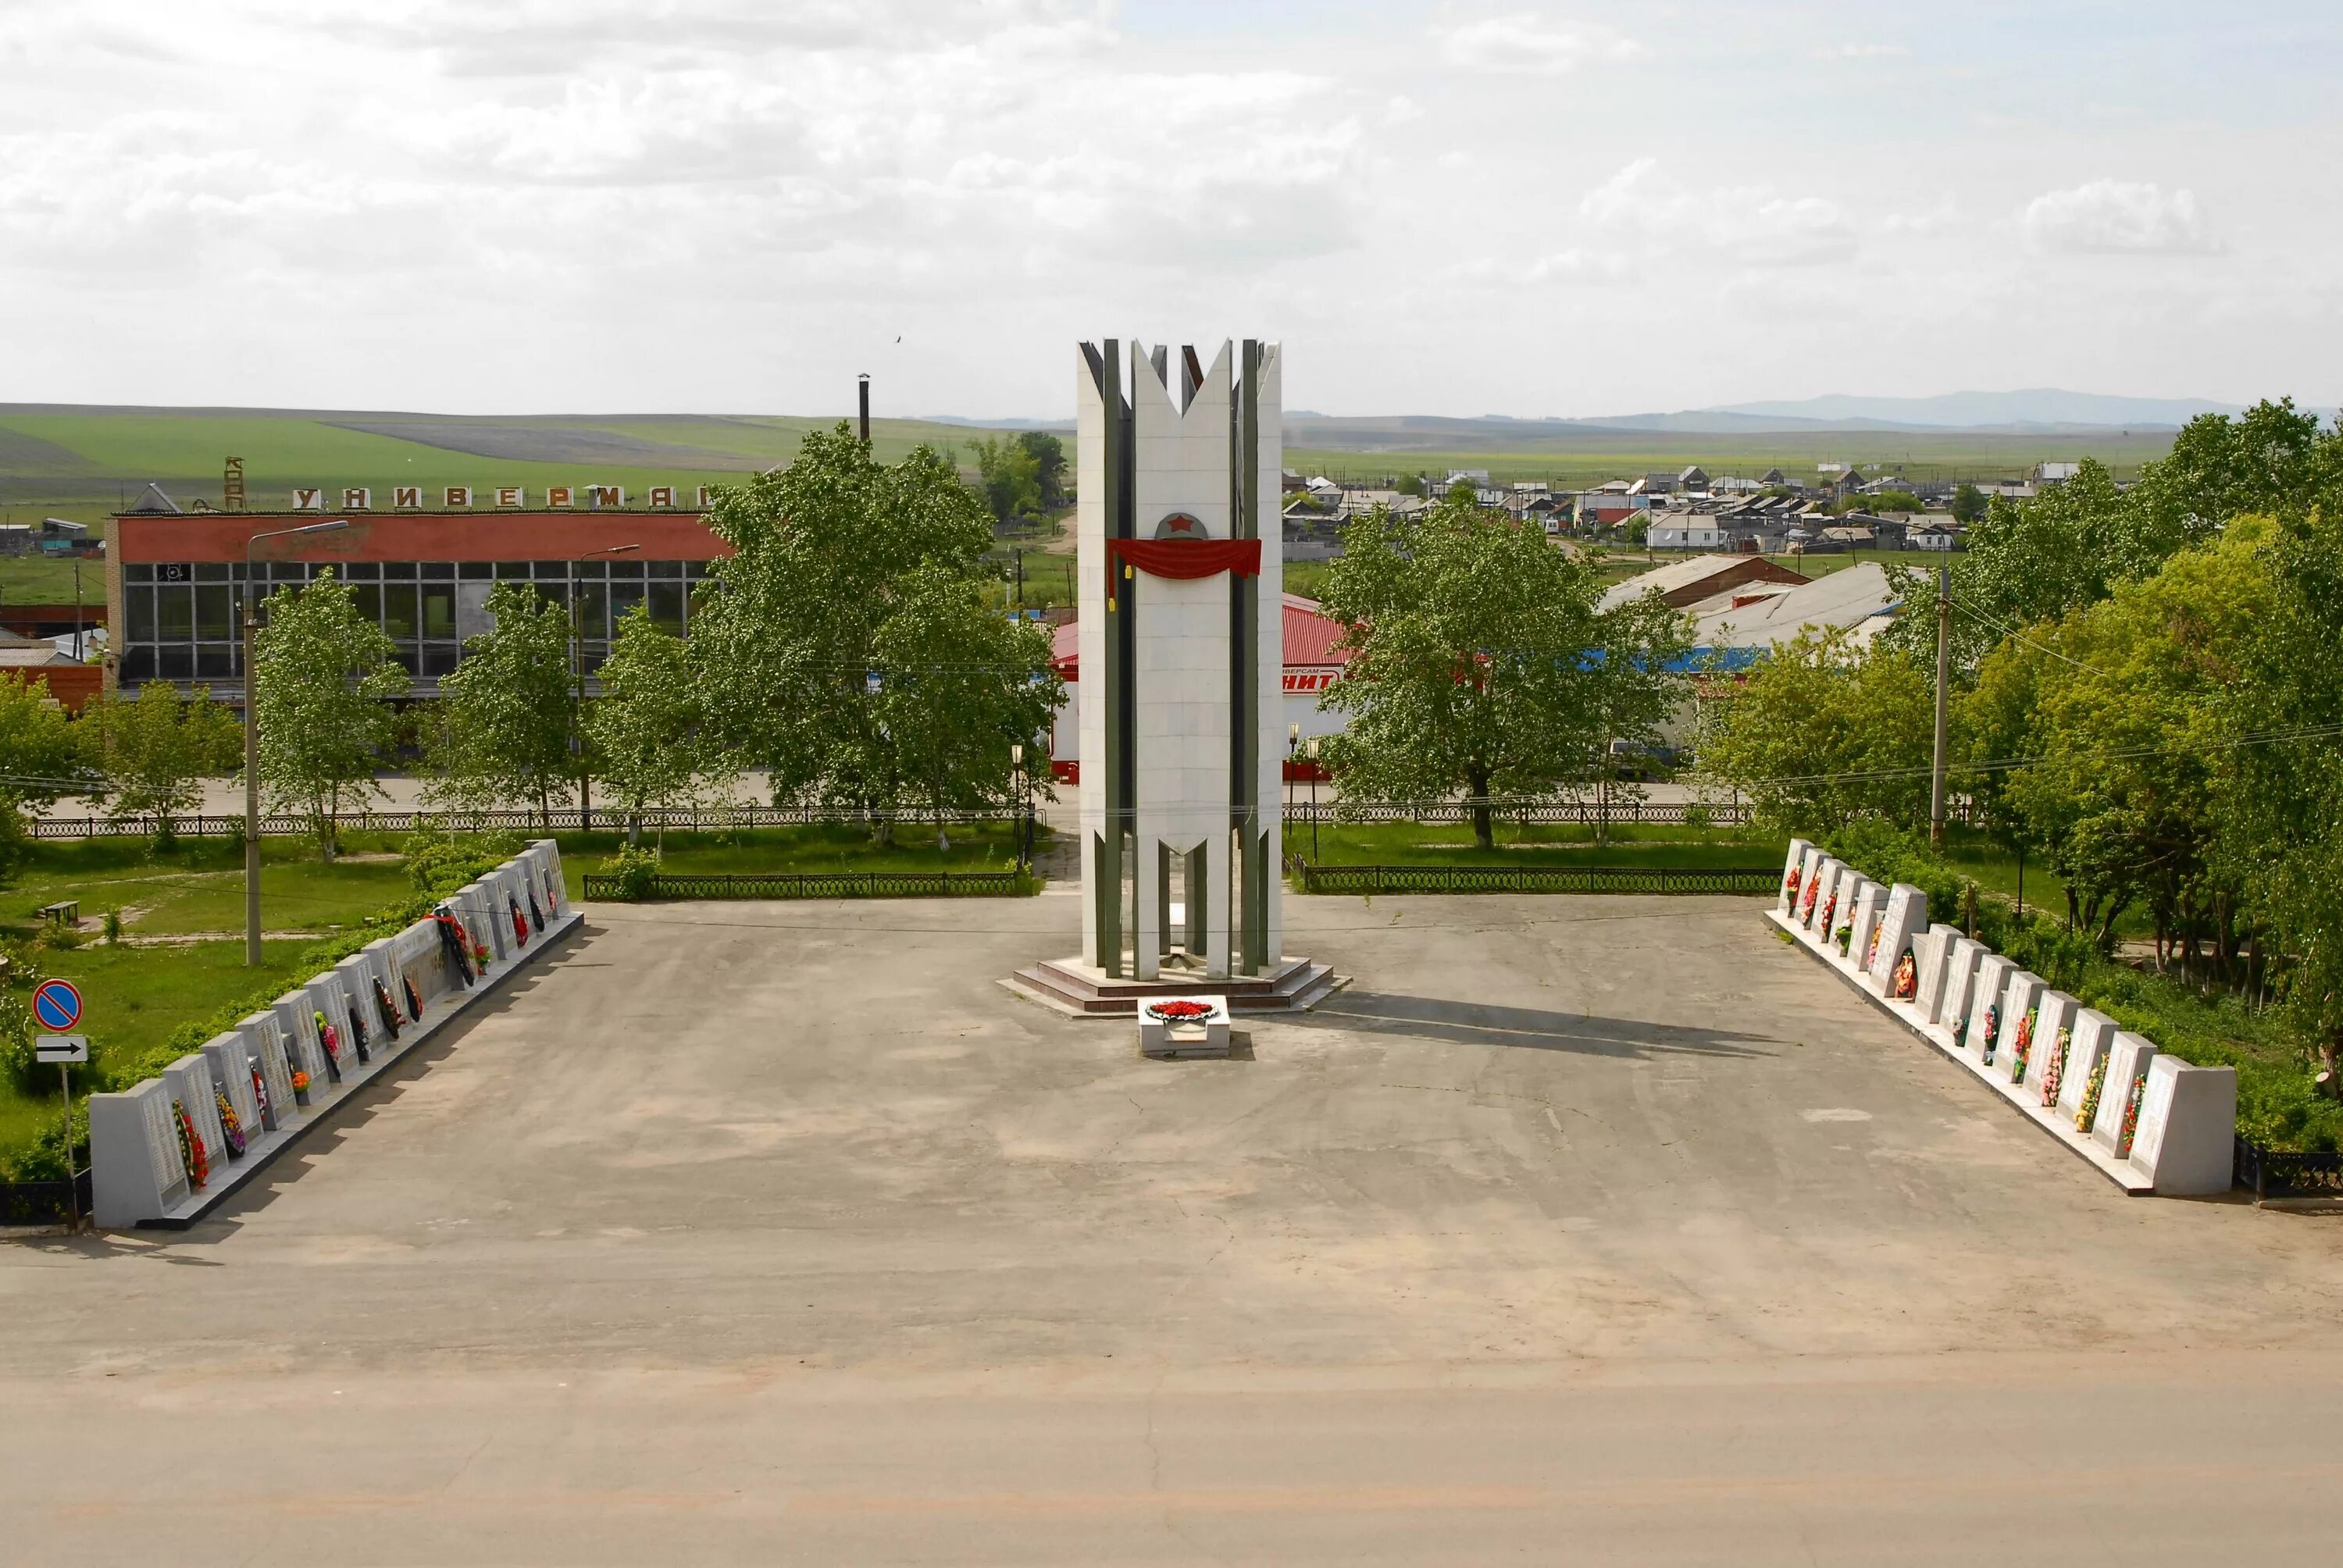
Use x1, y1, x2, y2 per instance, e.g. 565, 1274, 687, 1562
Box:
1009, 337, 1335, 1014
1079, 337, 1283, 980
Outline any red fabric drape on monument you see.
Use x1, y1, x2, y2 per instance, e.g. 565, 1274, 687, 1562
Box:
1107, 537, 1262, 580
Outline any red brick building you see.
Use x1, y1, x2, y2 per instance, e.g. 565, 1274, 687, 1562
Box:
107, 487, 730, 697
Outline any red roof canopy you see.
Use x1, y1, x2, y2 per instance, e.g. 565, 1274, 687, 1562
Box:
1050, 593, 1350, 681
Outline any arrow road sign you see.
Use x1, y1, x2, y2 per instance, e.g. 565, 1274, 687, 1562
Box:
32, 978, 83, 1032
35, 1035, 88, 1064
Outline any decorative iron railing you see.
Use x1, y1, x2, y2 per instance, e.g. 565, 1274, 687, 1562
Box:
1293, 863, 1780, 896
1282, 799, 1753, 827
0, 1168, 90, 1228
2234, 1135, 2343, 1203
30, 806, 1027, 840
582, 870, 1027, 901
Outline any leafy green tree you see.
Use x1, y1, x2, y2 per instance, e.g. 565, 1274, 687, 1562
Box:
1395, 472, 1426, 498
585, 604, 704, 843
967, 433, 1043, 524
1015, 430, 1069, 512
1950, 483, 1988, 525
1990, 526, 2268, 964
2221, 500, 2343, 1078
691, 423, 1046, 839
84, 681, 240, 845
426, 580, 574, 826
1866, 489, 1925, 514
0, 675, 97, 882
1700, 630, 1935, 836
1317, 490, 1691, 849
252, 569, 409, 858
871, 564, 1060, 849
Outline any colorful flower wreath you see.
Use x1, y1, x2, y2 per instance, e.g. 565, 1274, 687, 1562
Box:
403, 975, 425, 1023
1891, 951, 1917, 1000
1784, 868, 1802, 899
2039, 1027, 2071, 1107
2009, 1009, 2035, 1083
2117, 1072, 2148, 1157
1865, 923, 1883, 970
173, 1099, 209, 1188
1819, 896, 1837, 936
1801, 878, 1821, 918
1979, 1004, 2001, 1064
316, 1010, 341, 1062
1145, 1000, 1215, 1025
215, 1089, 247, 1156
2076, 1054, 2108, 1131
291, 1069, 311, 1094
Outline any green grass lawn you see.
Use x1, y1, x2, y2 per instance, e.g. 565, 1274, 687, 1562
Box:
1286, 820, 1788, 870
9, 837, 412, 937
0, 554, 105, 604
0, 938, 319, 1160
555, 821, 1048, 893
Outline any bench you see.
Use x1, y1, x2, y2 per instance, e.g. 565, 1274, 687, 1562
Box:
39, 900, 78, 927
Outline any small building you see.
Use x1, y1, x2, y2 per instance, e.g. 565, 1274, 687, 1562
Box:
1599, 554, 1810, 612
1910, 521, 1962, 551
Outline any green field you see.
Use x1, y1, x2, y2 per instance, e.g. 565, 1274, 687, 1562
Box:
0, 408, 1032, 525
1282, 426, 2174, 490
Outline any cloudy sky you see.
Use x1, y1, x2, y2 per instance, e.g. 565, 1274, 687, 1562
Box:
2, 1, 2337, 419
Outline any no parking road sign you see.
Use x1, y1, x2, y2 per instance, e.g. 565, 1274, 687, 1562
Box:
32, 978, 83, 1033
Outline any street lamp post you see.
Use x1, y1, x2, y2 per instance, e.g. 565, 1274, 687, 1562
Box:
1286, 722, 1300, 868
244, 519, 348, 966
1009, 743, 1029, 874
570, 544, 640, 833
1307, 735, 1322, 861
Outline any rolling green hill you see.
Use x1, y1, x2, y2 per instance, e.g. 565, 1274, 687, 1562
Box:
0, 407, 1014, 526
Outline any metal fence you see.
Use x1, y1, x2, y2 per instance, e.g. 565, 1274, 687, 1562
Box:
582, 870, 1026, 901
1294, 863, 1780, 897
2234, 1136, 2343, 1203
0, 1168, 90, 1228
1283, 799, 1753, 828
30, 806, 1029, 841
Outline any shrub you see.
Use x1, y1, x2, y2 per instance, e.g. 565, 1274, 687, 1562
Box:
604, 844, 661, 901
405, 826, 524, 899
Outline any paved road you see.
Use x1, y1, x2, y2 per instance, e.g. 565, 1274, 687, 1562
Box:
5, 892, 2338, 1563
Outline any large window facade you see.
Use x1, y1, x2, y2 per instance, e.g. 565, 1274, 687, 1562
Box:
116, 558, 711, 686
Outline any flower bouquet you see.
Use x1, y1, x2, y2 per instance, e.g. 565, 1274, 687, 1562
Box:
1864, 924, 1883, 971
1891, 951, 1917, 1000
1818, 895, 1837, 939
215, 1089, 247, 1156
1834, 922, 1853, 953
1801, 878, 1821, 921
2008, 1008, 2035, 1084
173, 1099, 209, 1188
1784, 868, 1802, 903
2117, 1073, 2148, 1157
2075, 1054, 2108, 1132
1979, 1004, 2000, 1064
291, 1069, 311, 1095
316, 1011, 341, 1064
1144, 1000, 1214, 1026
2039, 1027, 2070, 1107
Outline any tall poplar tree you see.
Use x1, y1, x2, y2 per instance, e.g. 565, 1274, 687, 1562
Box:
251, 569, 409, 858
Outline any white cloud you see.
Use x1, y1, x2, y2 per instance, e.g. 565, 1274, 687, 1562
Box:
1828, 42, 1909, 59
2021, 180, 2219, 255
1436, 12, 1640, 77
1578, 159, 1858, 268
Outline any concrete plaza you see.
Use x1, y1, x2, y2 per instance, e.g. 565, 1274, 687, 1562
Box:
5, 890, 2341, 1563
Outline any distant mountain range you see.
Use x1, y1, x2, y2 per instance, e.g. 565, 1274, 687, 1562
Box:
1692, 389, 2251, 433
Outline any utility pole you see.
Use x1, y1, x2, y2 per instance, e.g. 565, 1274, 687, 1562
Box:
858, 374, 871, 444
1930, 563, 1951, 847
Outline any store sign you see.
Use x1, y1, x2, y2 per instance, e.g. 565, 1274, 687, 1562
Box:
587, 485, 622, 508
263, 483, 708, 512
445, 486, 473, 508
546, 486, 574, 508
342, 488, 372, 510
647, 486, 675, 508
394, 486, 423, 508
292, 488, 323, 511
1283, 668, 1339, 695
496, 487, 525, 508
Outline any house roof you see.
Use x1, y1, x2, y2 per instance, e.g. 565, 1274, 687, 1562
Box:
1051, 593, 1352, 680
1599, 553, 1810, 612
1690, 561, 1902, 651
121, 483, 183, 515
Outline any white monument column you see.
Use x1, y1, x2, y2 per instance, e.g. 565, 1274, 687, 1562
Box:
1074, 337, 1284, 982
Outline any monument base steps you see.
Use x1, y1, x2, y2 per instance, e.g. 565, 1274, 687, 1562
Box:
1004, 954, 1343, 1017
